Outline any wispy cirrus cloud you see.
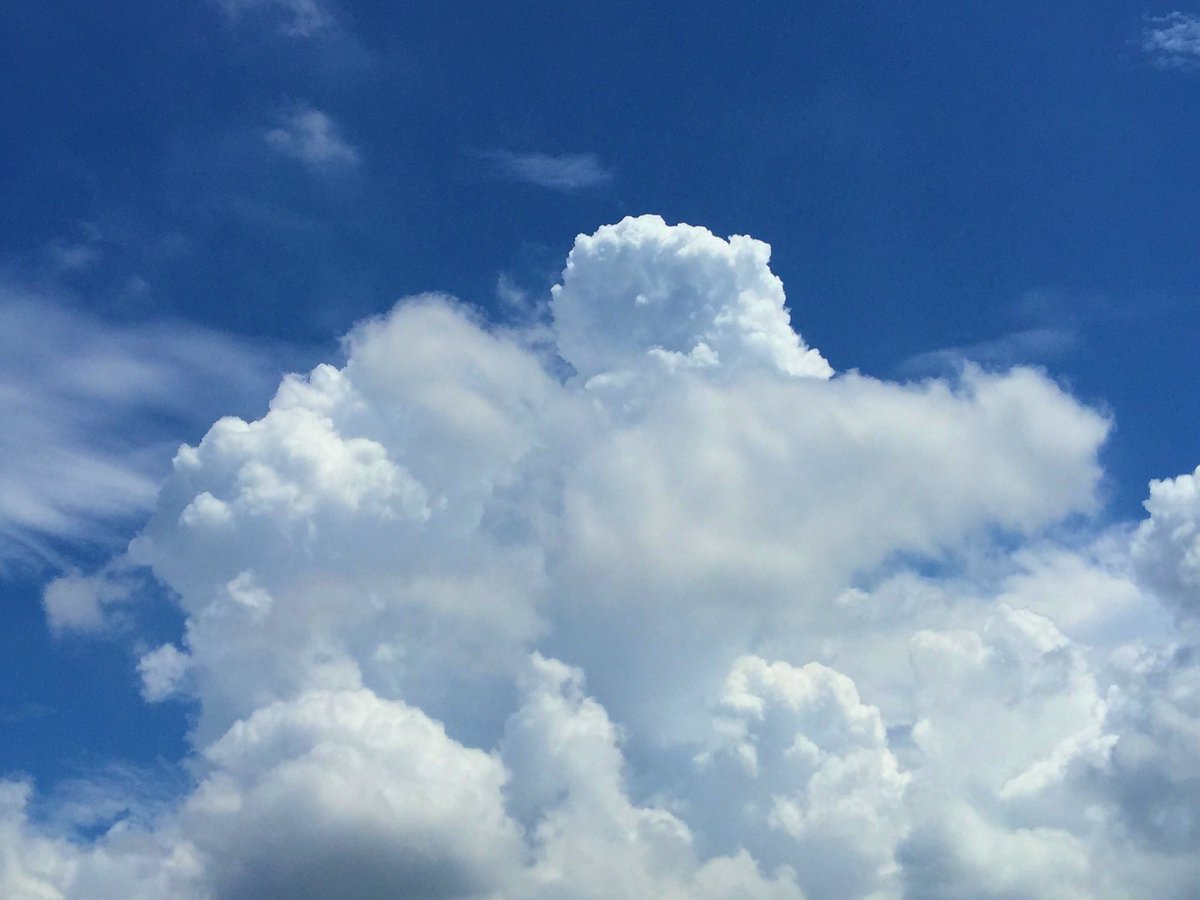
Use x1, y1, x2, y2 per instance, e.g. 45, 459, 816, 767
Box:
0, 287, 297, 565
481, 150, 613, 192
265, 105, 360, 171
900, 327, 1077, 376
1142, 12, 1200, 69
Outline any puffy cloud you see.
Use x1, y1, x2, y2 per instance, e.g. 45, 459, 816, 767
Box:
41, 567, 136, 635
502, 655, 805, 899
896, 799, 1096, 900
694, 657, 906, 898
0, 779, 201, 900
185, 689, 524, 899
551, 215, 831, 381
1131, 465, 1200, 622
17, 215, 1200, 898
995, 543, 1165, 646
1099, 643, 1200, 856
138, 644, 191, 703
265, 105, 360, 171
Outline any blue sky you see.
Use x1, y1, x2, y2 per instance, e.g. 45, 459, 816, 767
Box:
3, 3, 1200, 897
3, 2, 1197, 499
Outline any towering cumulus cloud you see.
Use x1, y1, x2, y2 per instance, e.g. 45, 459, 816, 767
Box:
11, 216, 1200, 898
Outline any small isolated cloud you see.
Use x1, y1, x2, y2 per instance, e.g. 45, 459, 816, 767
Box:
218, 0, 332, 38
483, 150, 613, 191
1142, 12, 1200, 69
137, 644, 191, 702
42, 566, 136, 635
265, 105, 360, 171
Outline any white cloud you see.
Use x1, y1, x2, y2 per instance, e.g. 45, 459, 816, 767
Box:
501, 655, 806, 899
483, 150, 613, 191
0, 290, 292, 566
41, 564, 139, 635
1131, 464, 1200, 622
138, 644, 191, 703
13, 215, 1200, 897
186, 688, 525, 899
1142, 12, 1200, 69
265, 106, 360, 171
552, 215, 831, 381
694, 656, 907, 898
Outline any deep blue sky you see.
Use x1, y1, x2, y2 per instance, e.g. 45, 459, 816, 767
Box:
2, 0, 1198, 794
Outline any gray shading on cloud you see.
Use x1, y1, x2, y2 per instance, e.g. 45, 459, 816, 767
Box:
482, 150, 613, 191
7, 216, 1200, 898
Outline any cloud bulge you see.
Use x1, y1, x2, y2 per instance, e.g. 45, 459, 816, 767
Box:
10, 215, 1200, 898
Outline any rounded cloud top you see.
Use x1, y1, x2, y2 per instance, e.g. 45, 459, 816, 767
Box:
551, 215, 833, 381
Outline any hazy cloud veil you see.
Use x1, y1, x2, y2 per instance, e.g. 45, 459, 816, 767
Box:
9, 216, 1200, 898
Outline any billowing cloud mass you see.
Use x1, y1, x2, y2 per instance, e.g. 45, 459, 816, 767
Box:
11, 215, 1200, 898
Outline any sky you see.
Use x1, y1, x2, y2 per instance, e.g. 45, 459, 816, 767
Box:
2, 2, 1200, 898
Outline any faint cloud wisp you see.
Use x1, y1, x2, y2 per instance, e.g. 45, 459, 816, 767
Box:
901, 327, 1077, 376
0, 290, 297, 565
218, 0, 332, 38
482, 150, 613, 192
1142, 12, 1200, 69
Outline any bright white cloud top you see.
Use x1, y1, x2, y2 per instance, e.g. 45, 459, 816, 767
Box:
9, 216, 1200, 898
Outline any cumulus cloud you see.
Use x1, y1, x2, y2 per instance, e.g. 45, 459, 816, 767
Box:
138, 644, 191, 702
1131, 465, 1200, 622
553, 215, 831, 380
41, 564, 140, 635
1142, 12, 1200, 69
12, 215, 1200, 898
482, 150, 613, 191
265, 105, 359, 171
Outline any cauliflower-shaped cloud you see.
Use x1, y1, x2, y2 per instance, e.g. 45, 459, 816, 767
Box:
20, 217, 1200, 899
551, 215, 833, 382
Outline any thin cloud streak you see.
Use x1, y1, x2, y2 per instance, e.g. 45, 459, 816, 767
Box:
900, 327, 1077, 376
0, 289, 297, 564
218, 0, 333, 38
482, 150, 614, 191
